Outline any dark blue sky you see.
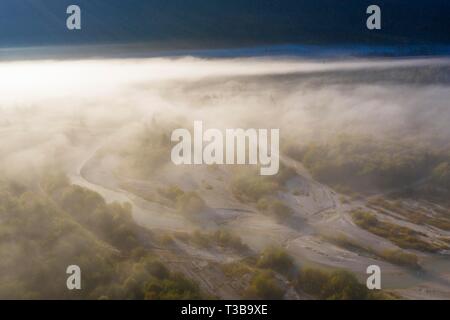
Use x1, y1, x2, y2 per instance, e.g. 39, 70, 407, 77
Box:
0, 0, 449, 49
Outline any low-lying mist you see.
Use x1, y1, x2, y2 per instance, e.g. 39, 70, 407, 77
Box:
1, 56, 449, 181
1, 55, 450, 300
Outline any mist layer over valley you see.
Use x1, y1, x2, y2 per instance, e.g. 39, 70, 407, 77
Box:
1, 56, 450, 299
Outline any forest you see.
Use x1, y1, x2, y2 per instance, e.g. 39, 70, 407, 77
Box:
0, 174, 203, 299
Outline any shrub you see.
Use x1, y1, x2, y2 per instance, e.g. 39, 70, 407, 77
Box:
231, 173, 278, 202
379, 249, 420, 269
257, 247, 295, 277
297, 268, 382, 300
351, 210, 443, 253
245, 270, 285, 300
144, 273, 203, 300
189, 230, 248, 252
296, 268, 330, 297
214, 230, 248, 252
324, 233, 420, 269
257, 198, 293, 221
321, 270, 368, 300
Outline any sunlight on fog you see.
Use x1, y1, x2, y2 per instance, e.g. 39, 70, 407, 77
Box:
1, 56, 450, 179
1, 55, 450, 300
0, 57, 447, 106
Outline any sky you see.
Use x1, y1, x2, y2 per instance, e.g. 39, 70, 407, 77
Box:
0, 0, 449, 50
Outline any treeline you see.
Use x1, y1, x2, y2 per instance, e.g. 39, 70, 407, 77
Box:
223, 247, 395, 300
296, 268, 395, 300
0, 174, 203, 299
230, 165, 295, 221
286, 135, 449, 194
351, 210, 447, 253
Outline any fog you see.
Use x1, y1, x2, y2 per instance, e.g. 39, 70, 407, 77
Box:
1, 56, 450, 300
1, 56, 450, 180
